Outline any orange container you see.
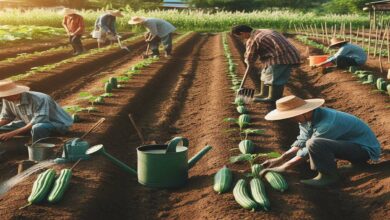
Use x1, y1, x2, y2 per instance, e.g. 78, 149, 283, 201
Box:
308, 55, 332, 67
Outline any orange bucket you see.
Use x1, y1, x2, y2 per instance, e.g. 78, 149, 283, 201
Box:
308, 55, 332, 67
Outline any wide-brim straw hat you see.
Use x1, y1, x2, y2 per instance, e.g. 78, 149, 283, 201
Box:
108, 10, 124, 17
128, 16, 145, 25
0, 80, 30, 98
329, 37, 348, 48
61, 8, 78, 15
265, 95, 325, 121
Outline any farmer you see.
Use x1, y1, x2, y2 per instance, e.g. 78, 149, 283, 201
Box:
61, 8, 85, 55
231, 25, 300, 102
0, 80, 73, 143
94, 10, 124, 48
312, 38, 367, 69
260, 95, 381, 187
128, 16, 176, 57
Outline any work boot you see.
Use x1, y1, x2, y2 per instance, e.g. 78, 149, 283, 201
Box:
254, 81, 269, 98
300, 172, 340, 188
254, 85, 284, 103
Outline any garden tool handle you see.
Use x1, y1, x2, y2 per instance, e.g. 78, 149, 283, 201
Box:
238, 65, 251, 91
128, 114, 145, 144
80, 118, 105, 140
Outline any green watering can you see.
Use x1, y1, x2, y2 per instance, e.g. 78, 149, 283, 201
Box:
86, 137, 212, 188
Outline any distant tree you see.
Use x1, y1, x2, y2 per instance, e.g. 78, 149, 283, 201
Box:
322, 0, 372, 14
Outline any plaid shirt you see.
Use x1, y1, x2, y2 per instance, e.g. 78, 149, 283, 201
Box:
245, 29, 300, 66
63, 14, 85, 35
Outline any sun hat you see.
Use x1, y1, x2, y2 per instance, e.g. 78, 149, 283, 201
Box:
128, 16, 146, 25
108, 10, 124, 17
265, 95, 325, 121
0, 80, 30, 98
329, 37, 348, 48
61, 8, 78, 15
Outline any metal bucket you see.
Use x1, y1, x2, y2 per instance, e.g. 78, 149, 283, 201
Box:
26, 143, 55, 161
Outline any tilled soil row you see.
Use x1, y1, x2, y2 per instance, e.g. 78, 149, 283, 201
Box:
0, 33, 135, 80
0, 33, 197, 219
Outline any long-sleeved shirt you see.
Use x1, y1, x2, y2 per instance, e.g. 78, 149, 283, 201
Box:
143, 18, 176, 38
327, 43, 367, 65
0, 91, 73, 131
95, 14, 116, 34
62, 14, 85, 35
245, 29, 300, 66
293, 107, 381, 161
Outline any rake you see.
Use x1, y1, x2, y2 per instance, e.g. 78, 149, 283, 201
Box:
236, 65, 255, 104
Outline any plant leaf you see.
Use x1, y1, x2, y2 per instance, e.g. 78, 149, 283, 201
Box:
223, 118, 238, 123
241, 129, 265, 135
230, 154, 253, 163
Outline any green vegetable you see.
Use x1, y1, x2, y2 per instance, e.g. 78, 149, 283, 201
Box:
251, 164, 263, 177
94, 96, 104, 104
362, 74, 375, 84
71, 113, 80, 123
109, 77, 118, 89
238, 114, 251, 129
104, 82, 113, 93
239, 140, 254, 154
265, 171, 288, 192
48, 169, 72, 203
234, 97, 245, 105
387, 84, 390, 96
28, 169, 56, 204
236, 105, 248, 114
250, 178, 270, 211
213, 166, 233, 194
233, 179, 258, 211
376, 78, 388, 91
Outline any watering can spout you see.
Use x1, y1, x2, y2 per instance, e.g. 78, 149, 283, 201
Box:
188, 145, 212, 169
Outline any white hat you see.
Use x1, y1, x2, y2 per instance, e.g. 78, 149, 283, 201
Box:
108, 10, 124, 17
0, 80, 30, 98
265, 95, 325, 121
329, 37, 348, 48
128, 16, 146, 25
61, 8, 78, 15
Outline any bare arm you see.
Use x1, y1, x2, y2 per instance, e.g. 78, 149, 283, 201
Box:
0, 122, 32, 141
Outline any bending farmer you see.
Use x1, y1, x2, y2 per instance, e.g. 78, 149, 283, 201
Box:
94, 10, 123, 48
231, 25, 300, 102
313, 38, 367, 69
0, 80, 73, 142
61, 8, 85, 55
129, 16, 176, 58
260, 95, 381, 187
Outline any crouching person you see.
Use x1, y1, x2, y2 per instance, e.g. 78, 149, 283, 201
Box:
0, 80, 73, 143
260, 95, 381, 187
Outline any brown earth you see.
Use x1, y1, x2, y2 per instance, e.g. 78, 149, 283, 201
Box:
0, 33, 388, 220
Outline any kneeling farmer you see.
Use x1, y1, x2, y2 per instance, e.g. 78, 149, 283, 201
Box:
0, 80, 73, 143
313, 38, 367, 69
261, 95, 381, 187
231, 25, 300, 102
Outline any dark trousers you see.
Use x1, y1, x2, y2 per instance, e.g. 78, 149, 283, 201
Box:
306, 137, 370, 174
150, 33, 173, 55
331, 56, 358, 68
69, 35, 84, 53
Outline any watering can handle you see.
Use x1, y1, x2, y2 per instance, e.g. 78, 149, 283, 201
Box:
166, 137, 189, 153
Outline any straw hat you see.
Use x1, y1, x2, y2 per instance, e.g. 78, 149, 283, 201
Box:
61, 8, 77, 15
0, 80, 30, 98
265, 95, 325, 121
108, 10, 124, 17
329, 37, 348, 48
128, 16, 145, 25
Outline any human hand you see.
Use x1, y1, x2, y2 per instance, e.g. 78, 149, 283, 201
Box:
261, 157, 284, 168
260, 166, 287, 178
0, 132, 17, 141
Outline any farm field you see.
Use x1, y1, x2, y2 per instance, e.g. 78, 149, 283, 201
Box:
0, 30, 388, 219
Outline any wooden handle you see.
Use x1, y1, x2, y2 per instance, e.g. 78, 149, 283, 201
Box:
238, 65, 251, 90
80, 118, 105, 140
128, 114, 145, 144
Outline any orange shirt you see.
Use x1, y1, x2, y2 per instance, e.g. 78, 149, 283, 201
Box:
63, 14, 85, 35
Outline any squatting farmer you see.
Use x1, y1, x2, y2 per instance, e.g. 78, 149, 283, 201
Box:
231, 25, 301, 102
0, 80, 73, 143
128, 16, 176, 58
312, 37, 367, 70
61, 8, 85, 56
93, 10, 123, 48
260, 95, 381, 187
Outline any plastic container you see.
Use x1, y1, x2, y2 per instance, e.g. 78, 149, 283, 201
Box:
308, 55, 332, 67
